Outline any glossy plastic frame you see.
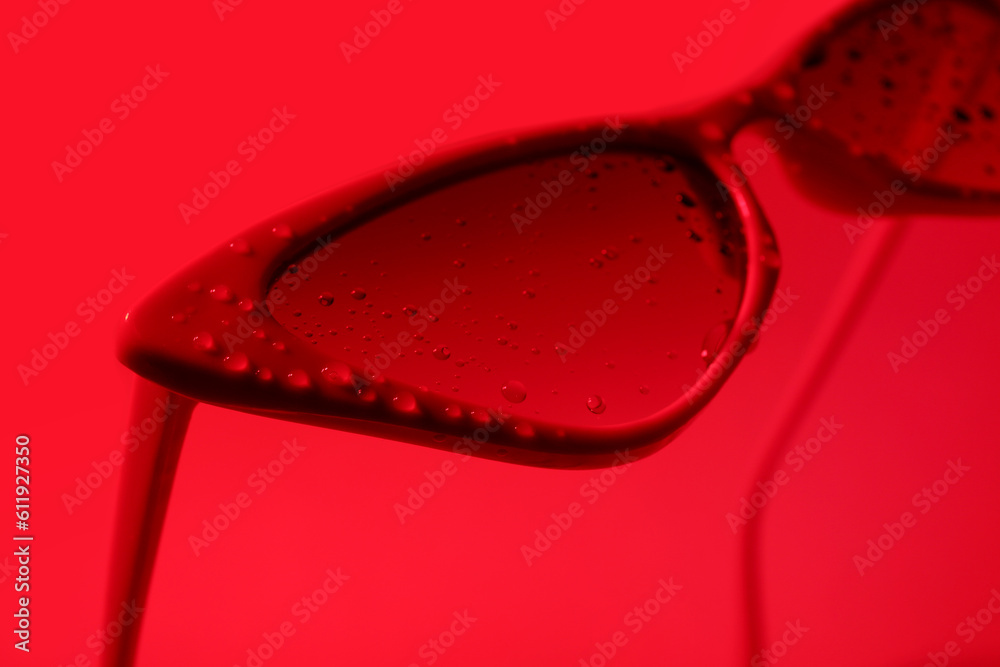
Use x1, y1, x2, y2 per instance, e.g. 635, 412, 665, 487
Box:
119, 118, 781, 470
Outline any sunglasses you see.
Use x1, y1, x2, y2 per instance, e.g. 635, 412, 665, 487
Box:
106, 0, 1000, 664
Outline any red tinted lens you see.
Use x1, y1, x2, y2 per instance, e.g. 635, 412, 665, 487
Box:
267, 150, 747, 431
793, 0, 1000, 193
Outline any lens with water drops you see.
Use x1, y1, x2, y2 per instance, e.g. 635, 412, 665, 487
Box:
265, 148, 755, 432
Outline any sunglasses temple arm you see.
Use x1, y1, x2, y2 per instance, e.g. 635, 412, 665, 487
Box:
739, 216, 908, 656
103, 376, 198, 667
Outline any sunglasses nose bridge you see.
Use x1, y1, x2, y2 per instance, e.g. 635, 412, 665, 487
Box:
660, 81, 794, 157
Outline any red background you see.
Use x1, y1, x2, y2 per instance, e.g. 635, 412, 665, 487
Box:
4, 0, 1000, 665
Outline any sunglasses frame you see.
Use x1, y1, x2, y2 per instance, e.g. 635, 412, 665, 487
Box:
120, 117, 781, 470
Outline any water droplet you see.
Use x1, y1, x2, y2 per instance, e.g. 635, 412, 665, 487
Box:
455, 217, 467, 226
350, 288, 366, 300
392, 391, 417, 413
272, 341, 286, 352
759, 247, 781, 269
192, 333, 215, 352
601, 247, 619, 260
286, 369, 311, 389
229, 238, 251, 255
676, 193, 696, 208
223, 352, 250, 372
318, 292, 335, 306
501, 380, 527, 403
321, 363, 352, 385
701, 320, 733, 365
210, 285, 233, 302
586, 395, 607, 414
589, 257, 604, 268
687, 229, 703, 242
453, 259, 465, 268
171, 312, 187, 323
433, 346, 451, 360
256, 367, 273, 381
699, 122, 724, 141
522, 288, 536, 299
497, 337, 508, 346
271, 224, 293, 238
470, 409, 492, 425
420, 232, 432, 241
443, 404, 462, 419
773, 82, 795, 100
639, 385, 650, 395
514, 422, 535, 438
